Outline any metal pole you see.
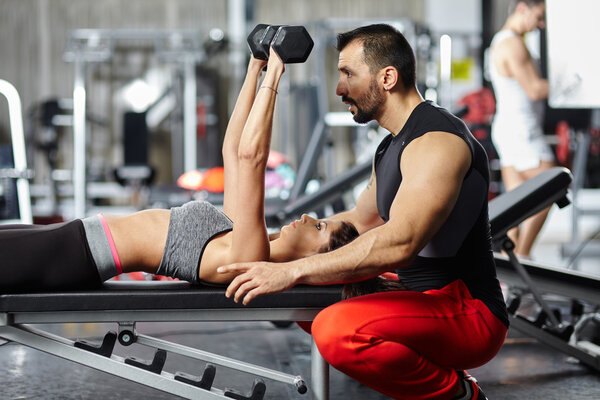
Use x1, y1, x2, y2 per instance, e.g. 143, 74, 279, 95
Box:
73, 59, 87, 219
137, 333, 305, 387
504, 241, 561, 328
567, 132, 591, 268
439, 34, 452, 108
227, 0, 247, 114
183, 56, 197, 173
311, 337, 329, 400
0, 79, 32, 224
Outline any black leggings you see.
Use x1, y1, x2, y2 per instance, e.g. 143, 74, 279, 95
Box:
0, 220, 102, 293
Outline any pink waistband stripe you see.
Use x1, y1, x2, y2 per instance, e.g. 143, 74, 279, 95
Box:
98, 214, 123, 275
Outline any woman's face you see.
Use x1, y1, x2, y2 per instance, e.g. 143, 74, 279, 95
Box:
280, 214, 344, 257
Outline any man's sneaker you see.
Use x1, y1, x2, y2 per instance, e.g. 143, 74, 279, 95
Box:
454, 370, 488, 400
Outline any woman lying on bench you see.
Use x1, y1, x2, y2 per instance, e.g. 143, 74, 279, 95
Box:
0, 49, 371, 294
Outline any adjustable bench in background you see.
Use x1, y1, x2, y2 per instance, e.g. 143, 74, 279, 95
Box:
490, 167, 600, 372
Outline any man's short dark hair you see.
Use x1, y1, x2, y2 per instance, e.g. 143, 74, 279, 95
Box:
509, 0, 545, 14
336, 24, 416, 90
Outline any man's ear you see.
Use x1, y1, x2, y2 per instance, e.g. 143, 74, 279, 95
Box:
380, 66, 400, 92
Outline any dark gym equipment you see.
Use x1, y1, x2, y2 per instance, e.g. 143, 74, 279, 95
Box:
118, 328, 136, 346
224, 379, 266, 400
247, 24, 270, 60
125, 349, 168, 374
0, 145, 22, 220
247, 24, 282, 60
272, 26, 314, 64
174, 364, 217, 390
114, 111, 155, 189
491, 167, 600, 371
74, 331, 117, 358
247, 24, 314, 63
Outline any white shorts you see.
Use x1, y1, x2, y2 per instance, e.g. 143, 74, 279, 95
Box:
491, 117, 554, 171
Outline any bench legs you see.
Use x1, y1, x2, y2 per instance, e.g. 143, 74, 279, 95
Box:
311, 337, 330, 400
0, 321, 332, 399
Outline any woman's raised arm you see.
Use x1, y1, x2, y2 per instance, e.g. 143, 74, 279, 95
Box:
228, 48, 285, 264
222, 56, 267, 218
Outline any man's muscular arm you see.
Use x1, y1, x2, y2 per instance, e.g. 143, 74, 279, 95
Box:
219, 132, 471, 304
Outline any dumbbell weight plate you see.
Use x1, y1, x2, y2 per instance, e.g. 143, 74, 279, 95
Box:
247, 24, 270, 60
272, 26, 314, 63
247, 24, 314, 64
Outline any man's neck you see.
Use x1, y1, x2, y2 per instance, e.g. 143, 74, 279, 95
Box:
503, 16, 526, 36
377, 88, 424, 135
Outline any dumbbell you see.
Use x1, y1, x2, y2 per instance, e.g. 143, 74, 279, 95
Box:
248, 24, 281, 60
247, 24, 314, 63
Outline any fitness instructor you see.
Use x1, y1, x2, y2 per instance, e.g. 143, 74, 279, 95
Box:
219, 24, 507, 400
489, 0, 554, 257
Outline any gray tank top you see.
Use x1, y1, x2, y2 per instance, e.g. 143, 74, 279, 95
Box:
157, 201, 233, 283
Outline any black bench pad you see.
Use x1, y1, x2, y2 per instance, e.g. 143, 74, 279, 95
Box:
0, 281, 343, 313
489, 167, 572, 241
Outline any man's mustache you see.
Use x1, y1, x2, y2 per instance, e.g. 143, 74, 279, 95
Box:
341, 96, 356, 106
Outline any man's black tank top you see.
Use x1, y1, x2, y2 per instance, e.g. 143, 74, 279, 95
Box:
374, 101, 508, 327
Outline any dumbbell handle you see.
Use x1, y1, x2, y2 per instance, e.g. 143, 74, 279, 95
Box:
259, 25, 282, 59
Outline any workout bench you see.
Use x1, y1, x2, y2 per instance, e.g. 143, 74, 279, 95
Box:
2, 167, 598, 399
489, 166, 600, 372
0, 283, 340, 399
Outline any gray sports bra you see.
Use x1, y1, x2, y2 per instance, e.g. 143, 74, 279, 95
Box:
157, 201, 233, 283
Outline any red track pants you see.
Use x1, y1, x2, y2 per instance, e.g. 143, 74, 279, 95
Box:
309, 280, 507, 399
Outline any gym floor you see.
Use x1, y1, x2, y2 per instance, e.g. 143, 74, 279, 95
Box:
1, 198, 599, 399
1, 318, 599, 399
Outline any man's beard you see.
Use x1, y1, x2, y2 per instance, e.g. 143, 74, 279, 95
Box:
344, 77, 384, 124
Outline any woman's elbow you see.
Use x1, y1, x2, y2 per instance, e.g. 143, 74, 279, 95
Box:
199, 268, 233, 285
237, 148, 267, 167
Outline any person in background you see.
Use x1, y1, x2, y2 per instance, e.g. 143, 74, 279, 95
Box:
489, 0, 555, 257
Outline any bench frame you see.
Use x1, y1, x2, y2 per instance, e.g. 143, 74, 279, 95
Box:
1, 283, 338, 399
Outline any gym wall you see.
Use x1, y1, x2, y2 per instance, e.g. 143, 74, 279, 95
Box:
0, 0, 227, 145
0, 0, 508, 186
0, 0, 425, 140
